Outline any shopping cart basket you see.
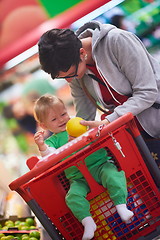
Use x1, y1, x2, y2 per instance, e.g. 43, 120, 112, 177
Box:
9, 113, 160, 240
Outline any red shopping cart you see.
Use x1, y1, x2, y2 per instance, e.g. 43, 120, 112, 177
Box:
9, 113, 160, 240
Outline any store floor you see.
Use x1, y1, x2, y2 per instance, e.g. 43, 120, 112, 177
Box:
41, 228, 52, 240
41, 230, 160, 240
153, 236, 160, 240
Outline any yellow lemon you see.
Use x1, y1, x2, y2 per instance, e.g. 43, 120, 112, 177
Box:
66, 117, 88, 137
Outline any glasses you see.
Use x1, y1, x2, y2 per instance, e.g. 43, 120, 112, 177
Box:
56, 63, 79, 79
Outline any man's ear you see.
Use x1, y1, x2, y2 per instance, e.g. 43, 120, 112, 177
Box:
80, 48, 86, 59
39, 122, 47, 130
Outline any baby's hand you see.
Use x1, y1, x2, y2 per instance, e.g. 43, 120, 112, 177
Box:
34, 130, 45, 146
68, 135, 76, 142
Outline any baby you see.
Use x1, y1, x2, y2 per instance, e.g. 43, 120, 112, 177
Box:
33, 94, 134, 240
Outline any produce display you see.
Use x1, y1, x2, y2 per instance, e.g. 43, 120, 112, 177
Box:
0, 217, 40, 240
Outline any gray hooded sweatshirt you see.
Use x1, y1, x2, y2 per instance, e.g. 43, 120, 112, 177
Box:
69, 21, 160, 138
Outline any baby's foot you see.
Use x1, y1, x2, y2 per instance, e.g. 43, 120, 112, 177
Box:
116, 204, 134, 222
82, 216, 97, 240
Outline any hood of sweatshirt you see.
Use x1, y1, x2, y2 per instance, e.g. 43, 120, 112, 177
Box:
75, 20, 116, 57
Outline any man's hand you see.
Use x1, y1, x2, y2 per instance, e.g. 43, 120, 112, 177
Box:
80, 118, 110, 129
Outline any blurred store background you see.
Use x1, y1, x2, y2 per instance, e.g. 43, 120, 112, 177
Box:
0, 0, 160, 237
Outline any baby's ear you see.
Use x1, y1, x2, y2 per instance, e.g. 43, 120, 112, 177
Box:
39, 122, 47, 130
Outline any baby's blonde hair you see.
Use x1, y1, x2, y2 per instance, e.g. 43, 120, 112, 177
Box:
33, 94, 64, 124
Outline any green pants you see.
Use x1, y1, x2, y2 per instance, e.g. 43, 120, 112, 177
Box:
65, 161, 127, 222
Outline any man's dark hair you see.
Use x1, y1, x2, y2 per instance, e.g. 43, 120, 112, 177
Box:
38, 28, 82, 79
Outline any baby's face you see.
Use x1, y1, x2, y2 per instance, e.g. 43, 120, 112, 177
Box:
44, 102, 70, 134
